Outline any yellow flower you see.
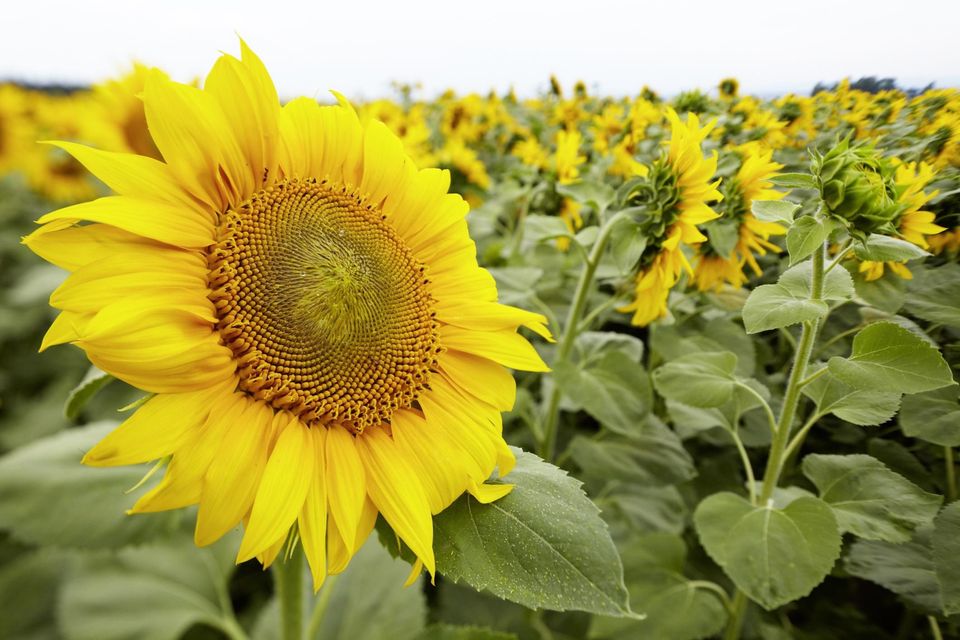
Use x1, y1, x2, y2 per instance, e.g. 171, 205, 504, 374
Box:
894, 161, 945, 248
553, 129, 585, 185
620, 110, 722, 325
512, 135, 548, 169
0, 83, 31, 174
24, 43, 551, 589
86, 63, 164, 159
719, 77, 739, 100
858, 260, 913, 281
437, 138, 491, 190
23, 93, 100, 203
929, 227, 960, 254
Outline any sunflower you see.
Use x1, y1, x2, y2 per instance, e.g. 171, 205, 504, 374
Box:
619, 109, 722, 326
0, 83, 31, 175
856, 160, 944, 281
24, 42, 551, 589
86, 63, 164, 159
23, 93, 100, 203
693, 143, 787, 291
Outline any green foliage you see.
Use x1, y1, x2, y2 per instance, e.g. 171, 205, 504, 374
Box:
431, 449, 633, 617
828, 321, 955, 393
694, 492, 842, 610
802, 454, 942, 542
751, 199, 799, 224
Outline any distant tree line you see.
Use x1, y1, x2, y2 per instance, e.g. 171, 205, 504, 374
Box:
812, 76, 935, 97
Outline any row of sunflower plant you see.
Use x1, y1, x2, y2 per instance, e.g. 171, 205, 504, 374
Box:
0, 46, 959, 640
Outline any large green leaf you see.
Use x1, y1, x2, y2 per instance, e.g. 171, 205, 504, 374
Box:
554, 351, 651, 436
741, 283, 828, 334
899, 387, 960, 446
602, 485, 687, 535
802, 454, 942, 542
556, 180, 616, 212
694, 492, 841, 610
59, 532, 241, 640
854, 234, 930, 262
844, 533, 940, 612
0, 422, 179, 549
933, 502, 960, 615
801, 368, 901, 426
432, 449, 633, 617
652, 352, 737, 408
569, 425, 695, 488
828, 322, 955, 394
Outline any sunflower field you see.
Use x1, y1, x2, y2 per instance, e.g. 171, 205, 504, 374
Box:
1, 44, 960, 640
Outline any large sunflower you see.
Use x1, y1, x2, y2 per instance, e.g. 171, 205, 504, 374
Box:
24, 43, 550, 588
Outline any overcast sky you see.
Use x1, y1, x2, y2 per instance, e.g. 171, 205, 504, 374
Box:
2, 0, 958, 100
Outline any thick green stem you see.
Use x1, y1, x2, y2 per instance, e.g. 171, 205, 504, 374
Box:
725, 242, 827, 639
759, 244, 825, 504
275, 546, 304, 640
539, 211, 630, 461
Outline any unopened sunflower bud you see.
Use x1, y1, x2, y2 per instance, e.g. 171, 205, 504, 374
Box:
813, 138, 900, 234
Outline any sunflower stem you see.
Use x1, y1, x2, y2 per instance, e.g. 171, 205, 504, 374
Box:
539, 210, 630, 461
275, 545, 304, 640
725, 240, 827, 639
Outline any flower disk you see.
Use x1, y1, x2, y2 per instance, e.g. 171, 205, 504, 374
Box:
210, 178, 440, 431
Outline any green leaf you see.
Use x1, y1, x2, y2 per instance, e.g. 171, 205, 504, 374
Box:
705, 219, 740, 258
0, 549, 70, 640
523, 215, 571, 243
933, 502, 960, 615
899, 387, 960, 446
845, 534, 940, 612
854, 234, 930, 262
576, 331, 645, 365
652, 352, 737, 408
751, 200, 800, 224
416, 625, 516, 640
801, 368, 901, 426
741, 283, 828, 334
433, 448, 634, 617
554, 351, 651, 436
604, 485, 687, 534
569, 425, 696, 488
487, 267, 542, 306
64, 366, 115, 420
575, 225, 600, 247
557, 180, 616, 213
590, 535, 726, 640
779, 260, 854, 302
59, 532, 241, 640
611, 220, 647, 274
0, 422, 179, 549
771, 173, 817, 189
802, 454, 942, 542
694, 492, 841, 610
786, 216, 829, 265
904, 264, 960, 328
828, 322, 956, 394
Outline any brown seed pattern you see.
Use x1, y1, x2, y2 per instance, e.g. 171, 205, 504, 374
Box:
207, 178, 440, 432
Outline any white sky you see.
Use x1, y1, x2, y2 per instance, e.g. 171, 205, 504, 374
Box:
2, 0, 958, 100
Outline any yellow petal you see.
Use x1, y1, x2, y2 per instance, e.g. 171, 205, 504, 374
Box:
35, 196, 214, 249
237, 416, 313, 562
439, 325, 549, 372
355, 428, 436, 577
195, 399, 276, 546
23, 223, 160, 273
298, 426, 328, 590
324, 426, 366, 557
439, 349, 516, 411
83, 378, 234, 467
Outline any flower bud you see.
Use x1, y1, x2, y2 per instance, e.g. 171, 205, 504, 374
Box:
813, 138, 901, 234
